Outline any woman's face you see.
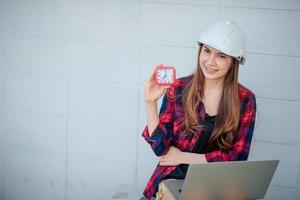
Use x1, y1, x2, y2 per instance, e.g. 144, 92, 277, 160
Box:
199, 45, 233, 81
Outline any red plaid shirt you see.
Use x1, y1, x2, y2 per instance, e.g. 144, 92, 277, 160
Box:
142, 76, 257, 199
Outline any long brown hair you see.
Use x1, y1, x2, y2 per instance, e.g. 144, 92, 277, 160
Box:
182, 46, 240, 150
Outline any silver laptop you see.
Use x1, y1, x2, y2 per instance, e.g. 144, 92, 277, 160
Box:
164, 160, 279, 200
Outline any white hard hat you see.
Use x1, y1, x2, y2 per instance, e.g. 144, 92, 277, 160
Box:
197, 21, 246, 65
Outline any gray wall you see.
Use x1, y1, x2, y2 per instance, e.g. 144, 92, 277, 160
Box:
0, 0, 300, 199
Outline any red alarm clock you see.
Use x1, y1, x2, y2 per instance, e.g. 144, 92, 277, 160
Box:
155, 64, 176, 86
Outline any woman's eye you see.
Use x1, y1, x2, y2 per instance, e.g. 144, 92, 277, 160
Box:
219, 54, 226, 59
204, 48, 209, 53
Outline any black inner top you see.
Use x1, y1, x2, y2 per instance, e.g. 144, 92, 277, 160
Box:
163, 113, 216, 180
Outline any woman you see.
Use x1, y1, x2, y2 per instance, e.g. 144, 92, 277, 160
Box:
142, 21, 256, 199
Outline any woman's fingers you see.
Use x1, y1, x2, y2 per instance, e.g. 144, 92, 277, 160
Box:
159, 156, 168, 165
145, 66, 172, 102
149, 66, 158, 81
159, 160, 175, 166
162, 85, 171, 90
147, 67, 172, 89
150, 71, 156, 82
159, 159, 168, 166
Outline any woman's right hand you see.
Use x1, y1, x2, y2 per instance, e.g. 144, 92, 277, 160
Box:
145, 68, 170, 103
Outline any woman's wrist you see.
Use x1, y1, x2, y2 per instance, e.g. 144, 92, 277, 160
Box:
181, 152, 189, 164
181, 152, 208, 164
145, 100, 158, 113
145, 99, 157, 105
145, 100, 159, 136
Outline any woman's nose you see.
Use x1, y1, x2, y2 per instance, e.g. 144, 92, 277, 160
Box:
207, 54, 217, 65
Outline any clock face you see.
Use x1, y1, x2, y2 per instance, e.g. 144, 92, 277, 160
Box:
155, 66, 176, 85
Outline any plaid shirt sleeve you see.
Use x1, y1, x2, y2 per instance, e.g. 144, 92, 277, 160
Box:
205, 93, 257, 162
142, 87, 175, 156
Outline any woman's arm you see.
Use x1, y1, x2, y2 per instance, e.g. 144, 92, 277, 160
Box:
159, 146, 208, 166
146, 101, 159, 136
144, 68, 171, 136
205, 94, 256, 162
142, 91, 175, 156
142, 68, 175, 156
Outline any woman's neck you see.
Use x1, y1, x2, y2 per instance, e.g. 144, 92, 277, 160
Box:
204, 78, 224, 94
202, 78, 224, 116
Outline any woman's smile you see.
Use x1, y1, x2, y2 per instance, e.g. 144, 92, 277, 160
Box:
204, 65, 218, 75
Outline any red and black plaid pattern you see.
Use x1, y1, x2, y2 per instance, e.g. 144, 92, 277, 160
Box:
142, 76, 256, 199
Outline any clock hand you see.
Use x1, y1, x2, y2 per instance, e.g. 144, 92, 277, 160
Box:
163, 71, 167, 79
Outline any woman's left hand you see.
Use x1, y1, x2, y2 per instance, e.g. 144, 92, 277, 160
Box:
159, 146, 185, 166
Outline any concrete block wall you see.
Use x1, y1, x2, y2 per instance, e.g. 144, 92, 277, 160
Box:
0, 0, 299, 199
